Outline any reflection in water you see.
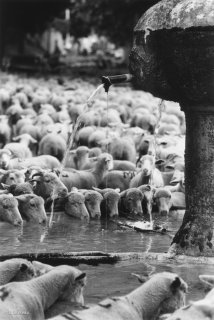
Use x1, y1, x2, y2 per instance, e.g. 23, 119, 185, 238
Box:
1, 209, 212, 303
0, 210, 183, 256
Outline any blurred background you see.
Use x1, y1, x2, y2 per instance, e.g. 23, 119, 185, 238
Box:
0, 0, 160, 76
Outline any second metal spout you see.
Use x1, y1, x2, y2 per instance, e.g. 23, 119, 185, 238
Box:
101, 74, 134, 92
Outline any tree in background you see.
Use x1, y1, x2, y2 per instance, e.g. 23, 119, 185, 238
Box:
69, 0, 158, 46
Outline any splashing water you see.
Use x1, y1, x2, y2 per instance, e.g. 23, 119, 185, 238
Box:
86, 84, 104, 108
48, 83, 105, 229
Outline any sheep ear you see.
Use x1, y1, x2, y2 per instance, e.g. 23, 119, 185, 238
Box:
15, 195, 26, 202
71, 187, 78, 192
75, 272, 86, 282
0, 169, 7, 175
91, 157, 98, 162
29, 136, 38, 144
32, 261, 54, 276
92, 187, 104, 195
165, 165, 175, 171
20, 263, 28, 272
115, 188, 120, 193
52, 168, 60, 176
199, 275, 214, 288
131, 273, 148, 284
61, 173, 69, 178
1, 183, 10, 190
12, 136, 20, 142
3, 149, 12, 156
119, 190, 127, 198
170, 276, 182, 294
155, 159, 165, 165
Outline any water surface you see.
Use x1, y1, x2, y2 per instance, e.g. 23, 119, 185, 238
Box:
0, 209, 212, 304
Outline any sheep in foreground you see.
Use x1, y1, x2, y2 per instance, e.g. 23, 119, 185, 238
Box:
0, 258, 35, 285
50, 272, 187, 320
0, 265, 86, 320
164, 275, 214, 319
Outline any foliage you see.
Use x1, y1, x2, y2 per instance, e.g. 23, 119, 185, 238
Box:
69, 0, 158, 45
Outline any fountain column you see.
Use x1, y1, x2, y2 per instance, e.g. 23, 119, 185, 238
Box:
129, 0, 214, 256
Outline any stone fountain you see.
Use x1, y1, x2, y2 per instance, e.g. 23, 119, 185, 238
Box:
129, 0, 214, 256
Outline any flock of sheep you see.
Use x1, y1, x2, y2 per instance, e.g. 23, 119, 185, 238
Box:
0, 73, 203, 320
0, 74, 186, 227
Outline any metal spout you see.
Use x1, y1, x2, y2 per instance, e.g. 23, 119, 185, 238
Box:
101, 74, 134, 92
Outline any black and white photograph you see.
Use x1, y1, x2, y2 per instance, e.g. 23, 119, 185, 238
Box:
0, 0, 213, 319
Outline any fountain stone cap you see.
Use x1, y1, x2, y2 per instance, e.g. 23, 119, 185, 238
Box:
129, 0, 214, 105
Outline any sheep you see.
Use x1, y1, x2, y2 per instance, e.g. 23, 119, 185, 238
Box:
88, 147, 102, 157
130, 113, 157, 134
0, 265, 86, 320
164, 276, 214, 320
130, 155, 164, 188
3, 141, 32, 159
75, 126, 96, 146
93, 187, 120, 219
60, 153, 113, 190
30, 170, 68, 201
88, 129, 108, 148
6, 103, 23, 127
15, 117, 33, 135
12, 133, 38, 155
153, 188, 173, 215
0, 169, 26, 186
112, 160, 136, 171
119, 188, 144, 218
0, 149, 14, 169
0, 259, 35, 285
38, 133, 67, 162
100, 136, 136, 163
0, 194, 23, 226
0, 115, 11, 148
138, 184, 156, 217
16, 194, 47, 224
44, 122, 69, 141
137, 134, 155, 163
75, 146, 91, 170
65, 190, 90, 220
79, 189, 103, 219
99, 170, 136, 191
1, 182, 34, 196
0, 154, 61, 170
18, 123, 42, 142
51, 272, 187, 320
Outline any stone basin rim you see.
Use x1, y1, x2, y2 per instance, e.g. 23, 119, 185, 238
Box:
1, 252, 214, 265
